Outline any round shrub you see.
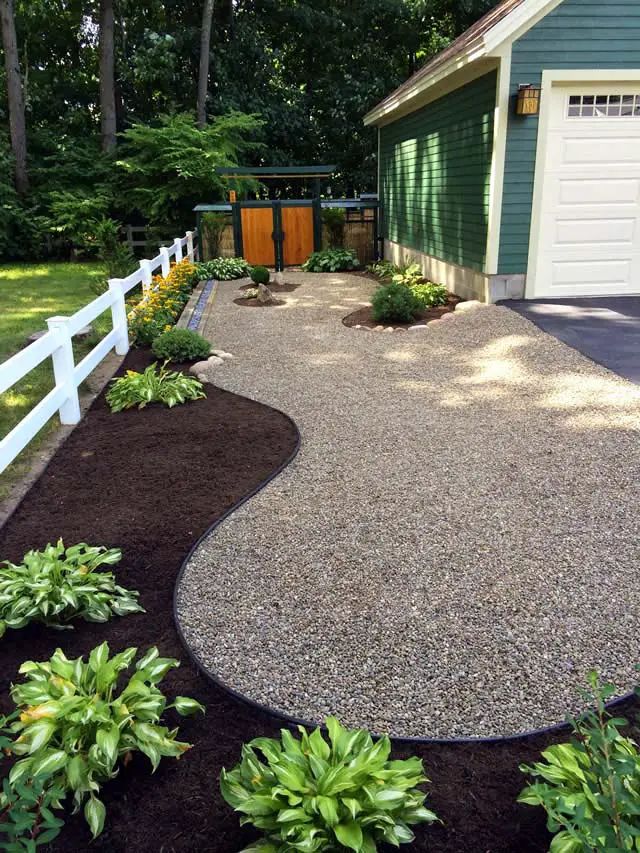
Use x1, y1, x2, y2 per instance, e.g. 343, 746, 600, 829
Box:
371, 282, 421, 324
151, 328, 211, 362
250, 265, 270, 285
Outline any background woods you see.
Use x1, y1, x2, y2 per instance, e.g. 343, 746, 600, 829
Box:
0, 0, 496, 260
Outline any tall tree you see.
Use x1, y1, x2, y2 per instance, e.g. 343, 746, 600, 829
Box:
0, 0, 28, 192
196, 0, 214, 128
99, 0, 117, 151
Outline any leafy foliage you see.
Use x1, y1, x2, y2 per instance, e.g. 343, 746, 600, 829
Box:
196, 258, 251, 281
0, 541, 142, 637
302, 249, 359, 273
366, 260, 399, 281
391, 263, 423, 288
116, 113, 263, 226
519, 672, 640, 852
371, 282, 421, 324
201, 212, 229, 258
322, 208, 346, 248
250, 266, 271, 285
127, 259, 198, 346
220, 716, 439, 852
107, 363, 206, 412
0, 765, 66, 851
90, 218, 138, 295
3, 643, 204, 839
151, 328, 211, 362
410, 282, 448, 309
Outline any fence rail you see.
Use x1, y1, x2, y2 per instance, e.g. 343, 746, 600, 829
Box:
0, 230, 198, 475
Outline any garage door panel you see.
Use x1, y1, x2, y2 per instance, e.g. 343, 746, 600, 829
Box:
556, 178, 640, 207
560, 136, 640, 166
553, 217, 636, 247
552, 259, 631, 286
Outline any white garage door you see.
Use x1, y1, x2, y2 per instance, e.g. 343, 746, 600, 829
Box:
532, 85, 640, 298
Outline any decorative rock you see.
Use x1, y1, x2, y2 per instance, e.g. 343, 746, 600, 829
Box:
455, 300, 485, 312
354, 324, 362, 329
207, 355, 224, 366
257, 283, 274, 304
273, 272, 285, 286
211, 350, 233, 360
197, 373, 207, 383
383, 327, 395, 333
408, 325, 428, 331
373, 325, 384, 332
440, 312, 455, 321
189, 360, 209, 376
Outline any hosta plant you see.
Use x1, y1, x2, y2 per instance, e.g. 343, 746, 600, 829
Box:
196, 257, 251, 281
106, 362, 205, 411
4, 643, 205, 839
519, 671, 640, 852
0, 541, 142, 637
302, 249, 358, 273
366, 260, 399, 281
391, 263, 423, 289
410, 282, 448, 309
220, 716, 438, 852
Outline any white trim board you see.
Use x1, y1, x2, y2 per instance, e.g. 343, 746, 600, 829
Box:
485, 46, 512, 275
526, 69, 640, 299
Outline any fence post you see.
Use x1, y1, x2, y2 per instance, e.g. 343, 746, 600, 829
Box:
46, 316, 81, 425
140, 259, 153, 295
160, 247, 171, 278
174, 237, 183, 263
186, 231, 194, 262
108, 279, 130, 356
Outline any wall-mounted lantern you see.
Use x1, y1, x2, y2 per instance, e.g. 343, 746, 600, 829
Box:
516, 83, 541, 116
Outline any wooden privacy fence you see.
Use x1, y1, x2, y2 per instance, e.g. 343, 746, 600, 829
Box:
196, 199, 380, 270
0, 230, 198, 475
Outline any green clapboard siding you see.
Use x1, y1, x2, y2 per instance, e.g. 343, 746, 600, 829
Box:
380, 71, 497, 271
498, 0, 640, 274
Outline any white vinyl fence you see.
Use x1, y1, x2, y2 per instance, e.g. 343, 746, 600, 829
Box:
0, 230, 198, 475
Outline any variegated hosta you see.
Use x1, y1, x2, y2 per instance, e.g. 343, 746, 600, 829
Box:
220, 717, 439, 852
0, 541, 143, 637
5, 643, 205, 839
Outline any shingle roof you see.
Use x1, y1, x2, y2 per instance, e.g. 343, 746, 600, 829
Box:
368, 0, 526, 117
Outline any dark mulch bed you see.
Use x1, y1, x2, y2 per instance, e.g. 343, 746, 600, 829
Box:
0, 347, 635, 851
238, 281, 299, 293
343, 293, 462, 329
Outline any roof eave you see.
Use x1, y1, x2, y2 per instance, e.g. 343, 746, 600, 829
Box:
363, 41, 487, 127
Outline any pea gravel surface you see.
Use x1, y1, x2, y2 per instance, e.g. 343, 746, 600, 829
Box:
176, 272, 640, 739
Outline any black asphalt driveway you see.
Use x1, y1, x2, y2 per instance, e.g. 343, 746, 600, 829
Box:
503, 297, 640, 385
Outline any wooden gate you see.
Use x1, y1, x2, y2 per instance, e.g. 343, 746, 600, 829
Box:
240, 207, 276, 266
282, 207, 314, 266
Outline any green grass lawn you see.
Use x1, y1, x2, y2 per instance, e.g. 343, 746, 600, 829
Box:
0, 262, 110, 499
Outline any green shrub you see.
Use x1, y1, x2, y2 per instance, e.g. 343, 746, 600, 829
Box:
410, 282, 448, 309
220, 716, 439, 852
322, 208, 346, 247
4, 643, 204, 839
151, 328, 211, 361
0, 540, 142, 636
519, 671, 640, 852
196, 257, 250, 281
302, 248, 358, 273
250, 265, 271, 285
391, 263, 423, 288
106, 363, 206, 412
371, 282, 421, 324
90, 218, 138, 296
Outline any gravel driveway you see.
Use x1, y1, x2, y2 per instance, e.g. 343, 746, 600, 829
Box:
176, 272, 640, 739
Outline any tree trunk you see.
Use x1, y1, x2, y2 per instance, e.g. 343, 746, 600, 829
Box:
0, 0, 28, 193
197, 0, 215, 128
99, 0, 117, 152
